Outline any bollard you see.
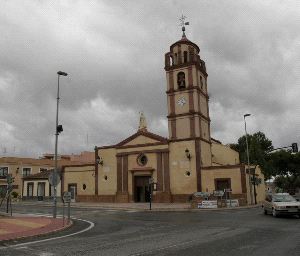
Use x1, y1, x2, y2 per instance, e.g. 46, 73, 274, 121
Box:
62, 202, 65, 227
67, 202, 70, 224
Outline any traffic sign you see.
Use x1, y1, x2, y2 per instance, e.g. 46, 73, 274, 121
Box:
246, 168, 256, 175
7, 184, 13, 193
63, 191, 72, 203
213, 190, 224, 197
194, 192, 211, 198
48, 172, 60, 186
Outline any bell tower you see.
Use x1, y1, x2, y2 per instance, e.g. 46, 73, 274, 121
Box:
165, 17, 211, 143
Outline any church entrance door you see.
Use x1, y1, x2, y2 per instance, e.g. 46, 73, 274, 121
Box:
134, 176, 151, 202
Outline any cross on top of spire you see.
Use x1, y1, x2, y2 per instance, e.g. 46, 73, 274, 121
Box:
179, 15, 189, 38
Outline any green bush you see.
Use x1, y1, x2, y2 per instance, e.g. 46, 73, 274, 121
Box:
11, 191, 19, 198
0, 187, 6, 198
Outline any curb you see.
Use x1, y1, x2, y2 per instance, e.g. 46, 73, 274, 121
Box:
0, 212, 10, 217
11, 202, 260, 212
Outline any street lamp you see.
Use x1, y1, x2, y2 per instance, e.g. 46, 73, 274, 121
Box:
244, 113, 253, 205
53, 71, 68, 218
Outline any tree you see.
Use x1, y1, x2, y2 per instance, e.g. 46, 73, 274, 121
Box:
270, 150, 300, 193
229, 131, 273, 178
230, 131, 300, 191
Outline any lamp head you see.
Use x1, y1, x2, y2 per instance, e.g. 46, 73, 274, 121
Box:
185, 148, 191, 160
244, 113, 251, 118
96, 156, 103, 165
57, 71, 68, 76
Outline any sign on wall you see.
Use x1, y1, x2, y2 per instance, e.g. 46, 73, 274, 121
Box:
63, 191, 72, 203
198, 200, 218, 209
194, 192, 211, 198
226, 199, 239, 207
213, 190, 224, 197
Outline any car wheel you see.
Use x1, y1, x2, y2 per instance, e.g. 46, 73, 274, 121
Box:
272, 208, 278, 217
264, 209, 268, 215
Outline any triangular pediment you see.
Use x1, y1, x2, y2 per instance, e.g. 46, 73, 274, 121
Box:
116, 130, 168, 148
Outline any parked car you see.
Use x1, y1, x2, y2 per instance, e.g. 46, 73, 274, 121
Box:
263, 193, 300, 217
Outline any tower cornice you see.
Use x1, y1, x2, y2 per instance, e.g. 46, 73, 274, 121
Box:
166, 86, 209, 100
168, 136, 211, 144
167, 111, 211, 122
165, 60, 207, 77
170, 39, 200, 53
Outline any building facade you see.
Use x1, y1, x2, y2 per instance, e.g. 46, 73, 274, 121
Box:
62, 32, 265, 204
0, 152, 93, 201
1, 32, 266, 205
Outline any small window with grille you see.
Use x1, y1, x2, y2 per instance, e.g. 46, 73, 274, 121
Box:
23, 168, 31, 177
0, 167, 8, 177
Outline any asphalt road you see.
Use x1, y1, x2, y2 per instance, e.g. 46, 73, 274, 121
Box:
1, 204, 299, 256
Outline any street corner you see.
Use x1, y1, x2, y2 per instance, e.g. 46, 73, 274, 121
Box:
0, 215, 73, 242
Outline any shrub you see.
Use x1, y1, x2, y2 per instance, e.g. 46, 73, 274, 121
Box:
11, 191, 19, 198
0, 187, 6, 198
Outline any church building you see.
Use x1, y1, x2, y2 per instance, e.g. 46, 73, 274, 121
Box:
62, 23, 265, 204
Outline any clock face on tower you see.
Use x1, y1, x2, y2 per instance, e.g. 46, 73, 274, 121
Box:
177, 97, 186, 107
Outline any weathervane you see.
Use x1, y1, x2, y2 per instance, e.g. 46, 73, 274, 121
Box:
179, 15, 189, 37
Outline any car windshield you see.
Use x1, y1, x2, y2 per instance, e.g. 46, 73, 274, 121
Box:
272, 194, 296, 202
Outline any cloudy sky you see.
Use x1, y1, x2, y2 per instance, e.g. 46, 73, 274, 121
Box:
0, 0, 299, 157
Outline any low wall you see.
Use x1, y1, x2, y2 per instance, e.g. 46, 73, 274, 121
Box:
191, 193, 247, 208
22, 196, 60, 202
76, 195, 115, 203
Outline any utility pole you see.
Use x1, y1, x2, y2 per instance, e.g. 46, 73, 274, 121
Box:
244, 114, 253, 205
53, 71, 68, 218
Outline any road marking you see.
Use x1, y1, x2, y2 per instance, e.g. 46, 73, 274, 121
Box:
129, 235, 211, 256
15, 246, 28, 250
0, 217, 94, 250
130, 227, 249, 256
39, 252, 55, 256
13, 245, 56, 255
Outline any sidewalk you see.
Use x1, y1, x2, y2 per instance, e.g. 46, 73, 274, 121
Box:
0, 215, 71, 242
13, 201, 259, 211
13, 201, 192, 211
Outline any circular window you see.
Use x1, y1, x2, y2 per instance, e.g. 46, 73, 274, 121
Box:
137, 153, 148, 166
185, 171, 191, 177
83, 184, 87, 190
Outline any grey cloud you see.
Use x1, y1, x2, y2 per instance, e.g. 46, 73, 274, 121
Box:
0, 0, 299, 156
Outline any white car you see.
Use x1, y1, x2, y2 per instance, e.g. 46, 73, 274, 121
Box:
263, 193, 300, 217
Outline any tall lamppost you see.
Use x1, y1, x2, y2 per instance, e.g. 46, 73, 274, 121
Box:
244, 113, 253, 205
53, 71, 68, 218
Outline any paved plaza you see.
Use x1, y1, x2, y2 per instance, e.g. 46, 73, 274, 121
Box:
0, 215, 70, 242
